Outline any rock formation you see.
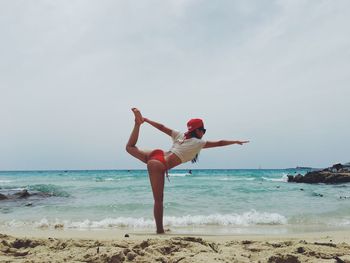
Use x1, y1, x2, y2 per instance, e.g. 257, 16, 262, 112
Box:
288, 171, 350, 184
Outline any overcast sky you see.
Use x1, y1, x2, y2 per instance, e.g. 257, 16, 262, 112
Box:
1, 0, 349, 170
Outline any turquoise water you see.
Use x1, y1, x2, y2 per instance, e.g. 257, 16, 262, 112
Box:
1, 169, 350, 234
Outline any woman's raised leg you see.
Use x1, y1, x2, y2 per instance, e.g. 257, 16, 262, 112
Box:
147, 160, 165, 234
125, 108, 148, 163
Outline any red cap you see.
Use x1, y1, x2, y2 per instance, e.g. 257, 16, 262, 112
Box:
186, 118, 204, 133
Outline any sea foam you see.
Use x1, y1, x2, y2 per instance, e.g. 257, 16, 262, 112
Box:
262, 175, 288, 182
3, 210, 287, 230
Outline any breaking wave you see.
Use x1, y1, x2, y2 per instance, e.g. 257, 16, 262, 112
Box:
3, 210, 287, 229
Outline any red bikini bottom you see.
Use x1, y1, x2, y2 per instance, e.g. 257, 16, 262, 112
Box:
149, 149, 169, 181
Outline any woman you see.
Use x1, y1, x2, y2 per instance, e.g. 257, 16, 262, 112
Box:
126, 108, 249, 234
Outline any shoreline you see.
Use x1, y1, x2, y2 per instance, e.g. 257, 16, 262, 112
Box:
1, 229, 350, 262
1, 222, 349, 237
2, 227, 350, 241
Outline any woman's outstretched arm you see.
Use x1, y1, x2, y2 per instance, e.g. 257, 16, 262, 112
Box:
203, 140, 249, 149
144, 118, 173, 136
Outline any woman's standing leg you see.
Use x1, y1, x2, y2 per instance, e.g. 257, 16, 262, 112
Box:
126, 108, 165, 233
147, 160, 165, 234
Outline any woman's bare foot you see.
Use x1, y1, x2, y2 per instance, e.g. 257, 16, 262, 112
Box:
157, 229, 165, 234
156, 228, 170, 234
131, 108, 144, 125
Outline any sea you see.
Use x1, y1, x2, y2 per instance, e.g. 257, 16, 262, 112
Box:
1, 169, 350, 235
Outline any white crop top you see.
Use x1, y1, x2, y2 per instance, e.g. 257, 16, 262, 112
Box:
169, 130, 206, 163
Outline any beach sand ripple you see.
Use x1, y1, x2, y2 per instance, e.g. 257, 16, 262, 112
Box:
1, 233, 350, 262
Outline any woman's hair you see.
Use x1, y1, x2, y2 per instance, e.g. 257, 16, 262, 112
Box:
189, 130, 200, 138
191, 153, 199, 164
189, 130, 201, 163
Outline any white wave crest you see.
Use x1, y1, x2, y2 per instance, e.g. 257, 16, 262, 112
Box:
328, 219, 350, 227
68, 217, 155, 229
168, 173, 189, 177
262, 175, 288, 182
2, 211, 287, 230
164, 211, 287, 227
0, 180, 13, 183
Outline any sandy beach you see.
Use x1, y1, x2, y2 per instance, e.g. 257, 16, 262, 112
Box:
1, 229, 350, 263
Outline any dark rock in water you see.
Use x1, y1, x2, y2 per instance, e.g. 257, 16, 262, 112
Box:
288, 171, 350, 184
332, 163, 343, 171
0, 189, 56, 202
14, 189, 31, 198
0, 193, 8, 200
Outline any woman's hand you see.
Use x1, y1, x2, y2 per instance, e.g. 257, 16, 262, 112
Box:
236, 141, 249, 145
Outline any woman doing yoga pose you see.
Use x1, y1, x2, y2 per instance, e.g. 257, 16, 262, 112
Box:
126, 108, 249, 233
